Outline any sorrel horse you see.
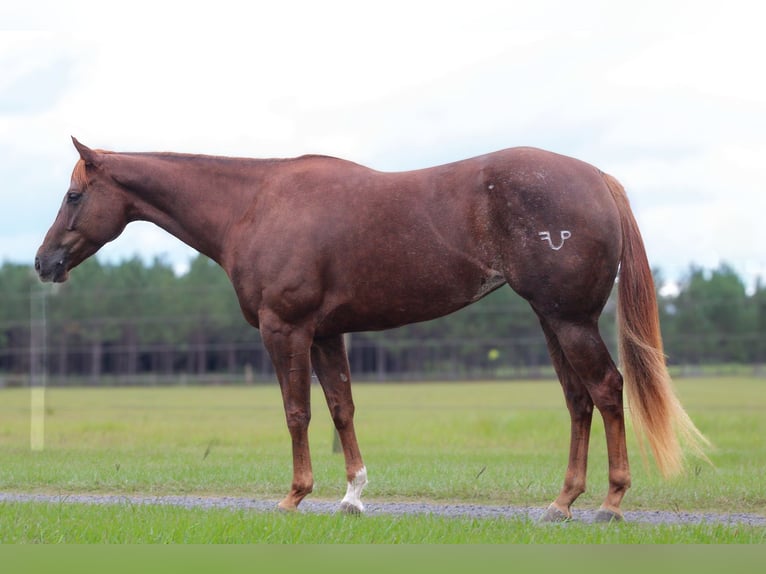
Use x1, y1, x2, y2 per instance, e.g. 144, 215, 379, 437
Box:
36, 138, 708, 521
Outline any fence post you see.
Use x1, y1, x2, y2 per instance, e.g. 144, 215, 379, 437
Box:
29, 284, 50, 451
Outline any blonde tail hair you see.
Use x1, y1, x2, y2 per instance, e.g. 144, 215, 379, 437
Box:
603, 172, 709, 477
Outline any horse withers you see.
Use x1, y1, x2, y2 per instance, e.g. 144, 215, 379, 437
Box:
35, 138, 708, 521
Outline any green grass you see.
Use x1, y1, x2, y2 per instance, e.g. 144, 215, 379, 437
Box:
1, 500, 764, 543
0, 377, 765, 543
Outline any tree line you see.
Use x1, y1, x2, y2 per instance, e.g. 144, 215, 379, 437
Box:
1, 256, 764, 385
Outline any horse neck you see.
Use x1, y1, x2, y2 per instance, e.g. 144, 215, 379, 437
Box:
114, 153, 259, 265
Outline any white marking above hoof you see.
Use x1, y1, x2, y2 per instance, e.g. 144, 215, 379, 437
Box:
339, 466, 367, 514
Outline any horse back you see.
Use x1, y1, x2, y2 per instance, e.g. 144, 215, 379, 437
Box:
228, 148, 622, 333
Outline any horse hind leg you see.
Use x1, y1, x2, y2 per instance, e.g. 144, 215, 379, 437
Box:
538, 319, 595, 522
311, 334, 368, 514
541, 317, 631, 523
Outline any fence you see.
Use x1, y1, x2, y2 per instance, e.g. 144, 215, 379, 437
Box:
2, 282, 765, 387
2, 332, 560, 387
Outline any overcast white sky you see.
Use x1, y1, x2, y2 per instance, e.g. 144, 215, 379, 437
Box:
2, 1, 765, 290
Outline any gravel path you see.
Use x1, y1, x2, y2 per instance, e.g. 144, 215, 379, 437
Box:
2, 492, 765, 526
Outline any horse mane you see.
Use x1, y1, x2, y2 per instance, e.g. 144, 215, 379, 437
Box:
73, 146, 350, 180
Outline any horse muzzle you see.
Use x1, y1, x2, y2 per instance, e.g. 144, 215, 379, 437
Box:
34, 249, 70, 283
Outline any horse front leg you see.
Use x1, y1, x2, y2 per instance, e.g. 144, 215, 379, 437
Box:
311, 334, 367, 514
260, 315, 315, 511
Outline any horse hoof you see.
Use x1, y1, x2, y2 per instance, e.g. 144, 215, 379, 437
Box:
594, 507, 624, 523
540, 503, 571, 523
339, 501, 364, 515
277, 500, 299, 513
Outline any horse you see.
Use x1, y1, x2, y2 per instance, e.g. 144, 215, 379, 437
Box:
35, 137, 708, 521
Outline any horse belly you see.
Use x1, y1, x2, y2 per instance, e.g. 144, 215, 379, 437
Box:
317, 253, 505, 334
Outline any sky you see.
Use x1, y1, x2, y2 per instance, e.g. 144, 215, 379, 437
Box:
2, 1, 765, 291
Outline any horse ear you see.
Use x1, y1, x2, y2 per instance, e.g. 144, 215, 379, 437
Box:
71, 136, 101, 167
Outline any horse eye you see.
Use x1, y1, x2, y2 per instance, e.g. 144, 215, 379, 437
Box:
67, 191, 83, 204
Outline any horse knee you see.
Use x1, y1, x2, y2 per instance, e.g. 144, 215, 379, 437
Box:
330, 403, 355, 430
285, 407, 311, 433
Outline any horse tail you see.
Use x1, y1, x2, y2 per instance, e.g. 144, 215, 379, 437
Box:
602, 172, 709, 477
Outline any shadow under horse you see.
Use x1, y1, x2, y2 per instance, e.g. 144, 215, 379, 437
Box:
36, 139, 709, 521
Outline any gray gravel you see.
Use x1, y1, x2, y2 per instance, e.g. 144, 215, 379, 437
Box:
2, 492, 765, 526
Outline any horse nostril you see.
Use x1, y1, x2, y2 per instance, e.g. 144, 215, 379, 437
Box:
34, 257, 41, 272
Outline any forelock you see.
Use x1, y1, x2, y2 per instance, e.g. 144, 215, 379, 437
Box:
71, 159, 89, 187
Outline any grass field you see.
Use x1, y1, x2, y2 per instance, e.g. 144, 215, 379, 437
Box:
0, 377, 765, 543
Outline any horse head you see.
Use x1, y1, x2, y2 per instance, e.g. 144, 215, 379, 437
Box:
35, 138, 130, 282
